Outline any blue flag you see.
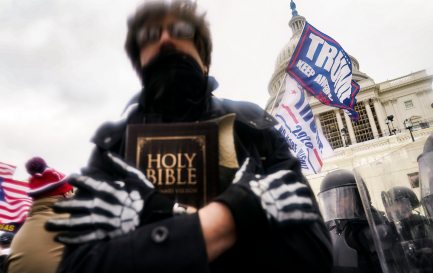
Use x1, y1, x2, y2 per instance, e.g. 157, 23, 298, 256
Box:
287, 22, 360, 120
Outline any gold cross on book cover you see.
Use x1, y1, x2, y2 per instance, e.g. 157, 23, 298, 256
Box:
126, 115, 240, 209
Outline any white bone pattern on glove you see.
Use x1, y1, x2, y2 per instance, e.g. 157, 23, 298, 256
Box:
234, 158, 319, 223
46, 153, 154, 244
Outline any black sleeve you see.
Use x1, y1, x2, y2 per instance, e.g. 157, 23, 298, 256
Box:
56, 144, 210, 273
210, 125, 332, 272
262, 127, 333, 272
57, 214, 209, 273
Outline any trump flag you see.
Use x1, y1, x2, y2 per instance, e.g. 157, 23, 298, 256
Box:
287, 22, 360, 120
274, 75, 333, 175
0, 162, 32, 232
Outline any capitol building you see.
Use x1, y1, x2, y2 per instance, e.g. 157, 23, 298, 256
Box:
266, 1, 433, 202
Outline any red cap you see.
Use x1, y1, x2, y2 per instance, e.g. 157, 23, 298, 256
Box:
28, 168, 73, 198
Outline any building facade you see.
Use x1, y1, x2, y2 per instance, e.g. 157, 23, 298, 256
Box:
266, 2, 433, 198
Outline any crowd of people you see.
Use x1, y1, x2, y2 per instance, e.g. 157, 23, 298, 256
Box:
0, 1, 432, 273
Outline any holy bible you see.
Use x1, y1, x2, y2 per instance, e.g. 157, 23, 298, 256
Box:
125, 121, 219, 208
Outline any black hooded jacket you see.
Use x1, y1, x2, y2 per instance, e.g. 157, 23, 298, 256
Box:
56, 80, 332, 273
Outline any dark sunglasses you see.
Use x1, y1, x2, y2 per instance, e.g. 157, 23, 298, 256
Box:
137, 21, 195, 47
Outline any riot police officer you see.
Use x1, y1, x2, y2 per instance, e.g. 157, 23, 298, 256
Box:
318, 169, 384, 273
414, 133, 433, 272
383, 186, 431, 241
383, 186, 433, 272
419, 133, 433, 218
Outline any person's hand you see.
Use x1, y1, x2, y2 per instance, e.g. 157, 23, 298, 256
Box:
215, 158, 319, 236
232, 158, 319, 224
46, 152, 155, 244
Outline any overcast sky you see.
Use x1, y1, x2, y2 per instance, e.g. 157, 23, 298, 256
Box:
1, 0, 432, 180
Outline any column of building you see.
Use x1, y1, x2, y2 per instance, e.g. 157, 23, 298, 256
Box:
343, 112, 357, 144
314, 116, 325, 136
373, 98, 387, 136
364, 100, 379, 138
334, 109, 346, 146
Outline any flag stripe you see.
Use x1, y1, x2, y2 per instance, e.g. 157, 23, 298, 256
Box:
0, 172, 13, 178
0, 162, 16, 179
282, 104, 299, 123
0, 201, 32, 209
3, 183, 29, 192
313, 148, 323, 167
0, 212, 29, 222
3, 185, 29, 196
3, 178, 29, 188
0, 206, 30, 217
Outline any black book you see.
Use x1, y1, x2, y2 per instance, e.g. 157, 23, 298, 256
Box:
125, 121, 220, 208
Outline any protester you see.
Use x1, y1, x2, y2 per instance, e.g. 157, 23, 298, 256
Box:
46, 1, 332, 272
6, 157, 73, 273
318, 169, 386, 273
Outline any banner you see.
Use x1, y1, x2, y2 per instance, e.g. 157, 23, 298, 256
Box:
287, 21, 360, 120
0, 162, 32, 227
274, 75, 333, 175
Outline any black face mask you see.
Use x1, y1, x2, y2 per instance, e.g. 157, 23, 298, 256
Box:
139, 47, 209, 122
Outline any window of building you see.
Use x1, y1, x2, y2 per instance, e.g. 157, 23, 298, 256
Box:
319, 111, 344, 149
351, 103, 374, 143
404, 100, 414, 109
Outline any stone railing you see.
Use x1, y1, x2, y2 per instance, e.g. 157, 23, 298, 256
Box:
326, 127, 433, 160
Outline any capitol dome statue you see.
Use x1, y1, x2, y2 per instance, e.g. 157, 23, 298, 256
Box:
265, 0, 305, 113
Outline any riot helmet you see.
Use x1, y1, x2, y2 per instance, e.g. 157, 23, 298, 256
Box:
383, 186, 419, 221
318, 169, 365, 224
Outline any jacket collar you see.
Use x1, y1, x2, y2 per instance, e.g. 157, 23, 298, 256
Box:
92, 76, 277, 150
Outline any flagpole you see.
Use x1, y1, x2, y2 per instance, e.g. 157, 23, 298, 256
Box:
269, 73, 288, 115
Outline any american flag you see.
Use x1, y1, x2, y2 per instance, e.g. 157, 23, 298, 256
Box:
0, 162, 32, 224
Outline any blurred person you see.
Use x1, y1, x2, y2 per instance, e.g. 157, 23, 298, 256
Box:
414, 133, 433, 272
45, 1, 332, 272
318, 169, 386, 273
0, 232, 14, 273
383, 186, 433, 241
0, 232, 14, 256
383, 186, 433, 272
6, 157, 73, 273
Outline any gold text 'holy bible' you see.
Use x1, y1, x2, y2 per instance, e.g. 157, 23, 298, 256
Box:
125, 122, 219, 208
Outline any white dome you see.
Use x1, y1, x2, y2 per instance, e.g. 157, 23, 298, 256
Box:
272, 15, 305, 76
265, 15, 305, 111
348, 54, 371, 82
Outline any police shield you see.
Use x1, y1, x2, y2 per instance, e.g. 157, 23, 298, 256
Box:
354, 147, 433, 273
418, 150, 433, 218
